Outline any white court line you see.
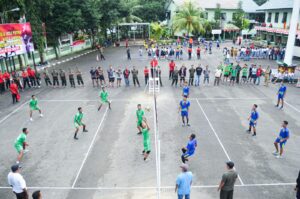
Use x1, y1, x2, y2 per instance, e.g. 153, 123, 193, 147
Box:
285, 101, 300, 113
71, 106, 109, 188
0, 183, 295, 190
0, 101, 28, 125
196, 97, 268, 100
39, 97, 267, 103
196, 99, 245, 185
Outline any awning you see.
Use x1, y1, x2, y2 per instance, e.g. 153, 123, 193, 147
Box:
222, 24, 240, 32
255, 26, 300, 37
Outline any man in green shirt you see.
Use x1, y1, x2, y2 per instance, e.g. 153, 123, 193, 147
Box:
29, 95, 43, 122
241, 64, 248, 83
141, 119, 151, 161
136, 104, 145, 135
223, 64, 231, 83
14, 128, 29, 164
74, 107, 88, 140
98, 86, 111, 111
229, 67, 237, 86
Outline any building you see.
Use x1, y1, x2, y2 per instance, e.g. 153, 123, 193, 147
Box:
255, 0, 300, 57
165, 0, 262, 37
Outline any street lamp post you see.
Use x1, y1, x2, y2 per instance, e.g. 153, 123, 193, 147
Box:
0, 7, 20, 24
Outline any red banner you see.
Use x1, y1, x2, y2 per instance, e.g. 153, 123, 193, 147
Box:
0, 23, 34, 58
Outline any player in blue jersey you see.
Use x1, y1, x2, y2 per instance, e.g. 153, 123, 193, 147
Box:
181, 134, 197, 163
179, 96, 190, 126
273, 121, 290, 158
247, 104, 259, 136
182, 81, 190, 98
275, 83, 287, 109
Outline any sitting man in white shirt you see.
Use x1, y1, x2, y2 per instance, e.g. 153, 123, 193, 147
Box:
7, 164, 28, 199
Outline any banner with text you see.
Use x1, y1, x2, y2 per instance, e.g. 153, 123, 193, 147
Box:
0, 23, 34, 58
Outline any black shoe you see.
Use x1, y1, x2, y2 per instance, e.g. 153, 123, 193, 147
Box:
137, 132, 142, 135
252, 134, 256, 136
246, 130, 251, 133
83, 130, 88, 132
74, 137, 78, 140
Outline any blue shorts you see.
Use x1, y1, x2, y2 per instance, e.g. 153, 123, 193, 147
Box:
278, 94, 284, 99
181, 111, 188, 117
275, 138, 287, 148
182, 151, 194, 158
249, 121, 257, 127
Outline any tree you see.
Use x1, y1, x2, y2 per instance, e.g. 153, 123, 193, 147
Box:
172, 1, 205, 36
150, 22, 163, 41
232, 1, 245, 29
133, 0, 167, 22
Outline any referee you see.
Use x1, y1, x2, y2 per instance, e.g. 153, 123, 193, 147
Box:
7, 164, 28, 199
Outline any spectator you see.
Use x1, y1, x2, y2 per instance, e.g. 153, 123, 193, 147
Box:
123, 67, 130, 87
3, 70, 11, 89
116, 67, 122, 87
22, 70, 31, 89
127, 47, 131, 60
179, 65, 187, 87
218, 161, 238, 199
90, 67, 97, 87
196, 46, 201, 59
59, 69, 67, 87
175, 163, 193, 199
144, 66, 149, 85
7, 164, 28, 199
10, 80, 20, 104
169, 60, 176, 80
214, 67, 222, 86
188, 65, 195, 86
131, 66, 140, 87
51, 69, 59, 87
203, 65, 210, 85
107, 65, 115, 87
264, 66, 271, 87
172, 66, 179, 87
195, 64, 202, 86
0, 71, 5, 94
256, 65, 263, 85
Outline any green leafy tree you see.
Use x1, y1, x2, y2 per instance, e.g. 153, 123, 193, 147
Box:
172, 1, 205, 36
133, 0, 167, 22
232, 1, 245, 29
150, 22, 163, 41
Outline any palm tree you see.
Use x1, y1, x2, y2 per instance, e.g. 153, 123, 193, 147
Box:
172, 1, 205, 36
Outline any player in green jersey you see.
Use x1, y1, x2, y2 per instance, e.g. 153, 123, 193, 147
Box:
141, 118, 151, 161
98, 86, 111, 111
74, 107, 88, 140
14, 128, 29, 164
136, 104, 145, 135
29, 95, 43, 121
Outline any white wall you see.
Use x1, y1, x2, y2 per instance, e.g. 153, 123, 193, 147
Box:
263, 9, 300, 29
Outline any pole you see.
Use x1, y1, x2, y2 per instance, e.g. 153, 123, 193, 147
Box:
12, 56, 16, 71
284, 0, 300, 66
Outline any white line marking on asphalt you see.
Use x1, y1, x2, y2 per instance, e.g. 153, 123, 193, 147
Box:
0, 183, 295, 190
285, 101, 300, 113
71, 106, 109, 188
57, 62, 61, 64
39, 97, 267, 103
196, 99, 245, 185
0, 101, 28, 125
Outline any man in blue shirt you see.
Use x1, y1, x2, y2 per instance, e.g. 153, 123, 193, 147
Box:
181, 134, 197, 163
182, 81, 190, 98
247, 104, 259, 136
175, 163, 193, 199
276, 83, 287, 109
179, 96, 191, 127
273, 121, 290, 158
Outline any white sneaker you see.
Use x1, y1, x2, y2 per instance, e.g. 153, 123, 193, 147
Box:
16, 161, 20, 164
272, 151, 279, 155
276, 155, 282, 159
30, 118, 33, 122
40, 114, 43, 118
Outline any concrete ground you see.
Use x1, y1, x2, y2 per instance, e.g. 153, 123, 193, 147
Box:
0, 43, 299, 199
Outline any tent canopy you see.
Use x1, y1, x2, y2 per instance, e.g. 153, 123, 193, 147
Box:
223, 23, 240, 32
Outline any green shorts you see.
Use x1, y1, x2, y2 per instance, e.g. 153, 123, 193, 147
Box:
15, 144, 23, 153
74, 123, 83, 128
143, 138, 151, 152
137, 120, 142, 127
101, 99, 109, 104
30, 106, 40, 111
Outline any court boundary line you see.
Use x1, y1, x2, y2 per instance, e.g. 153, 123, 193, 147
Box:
0, 100, 29, 125
38, 97, 268, 103
0, 182, 295, 190
71, 106, 110, 188
285, 101, 300, 113
196, 99, 245, 185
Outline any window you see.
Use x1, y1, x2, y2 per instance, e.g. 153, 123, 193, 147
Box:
221, 13, 227, 21
275, 12, 279, 23
282, 12, 288, 23
267, 12, 272, 22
